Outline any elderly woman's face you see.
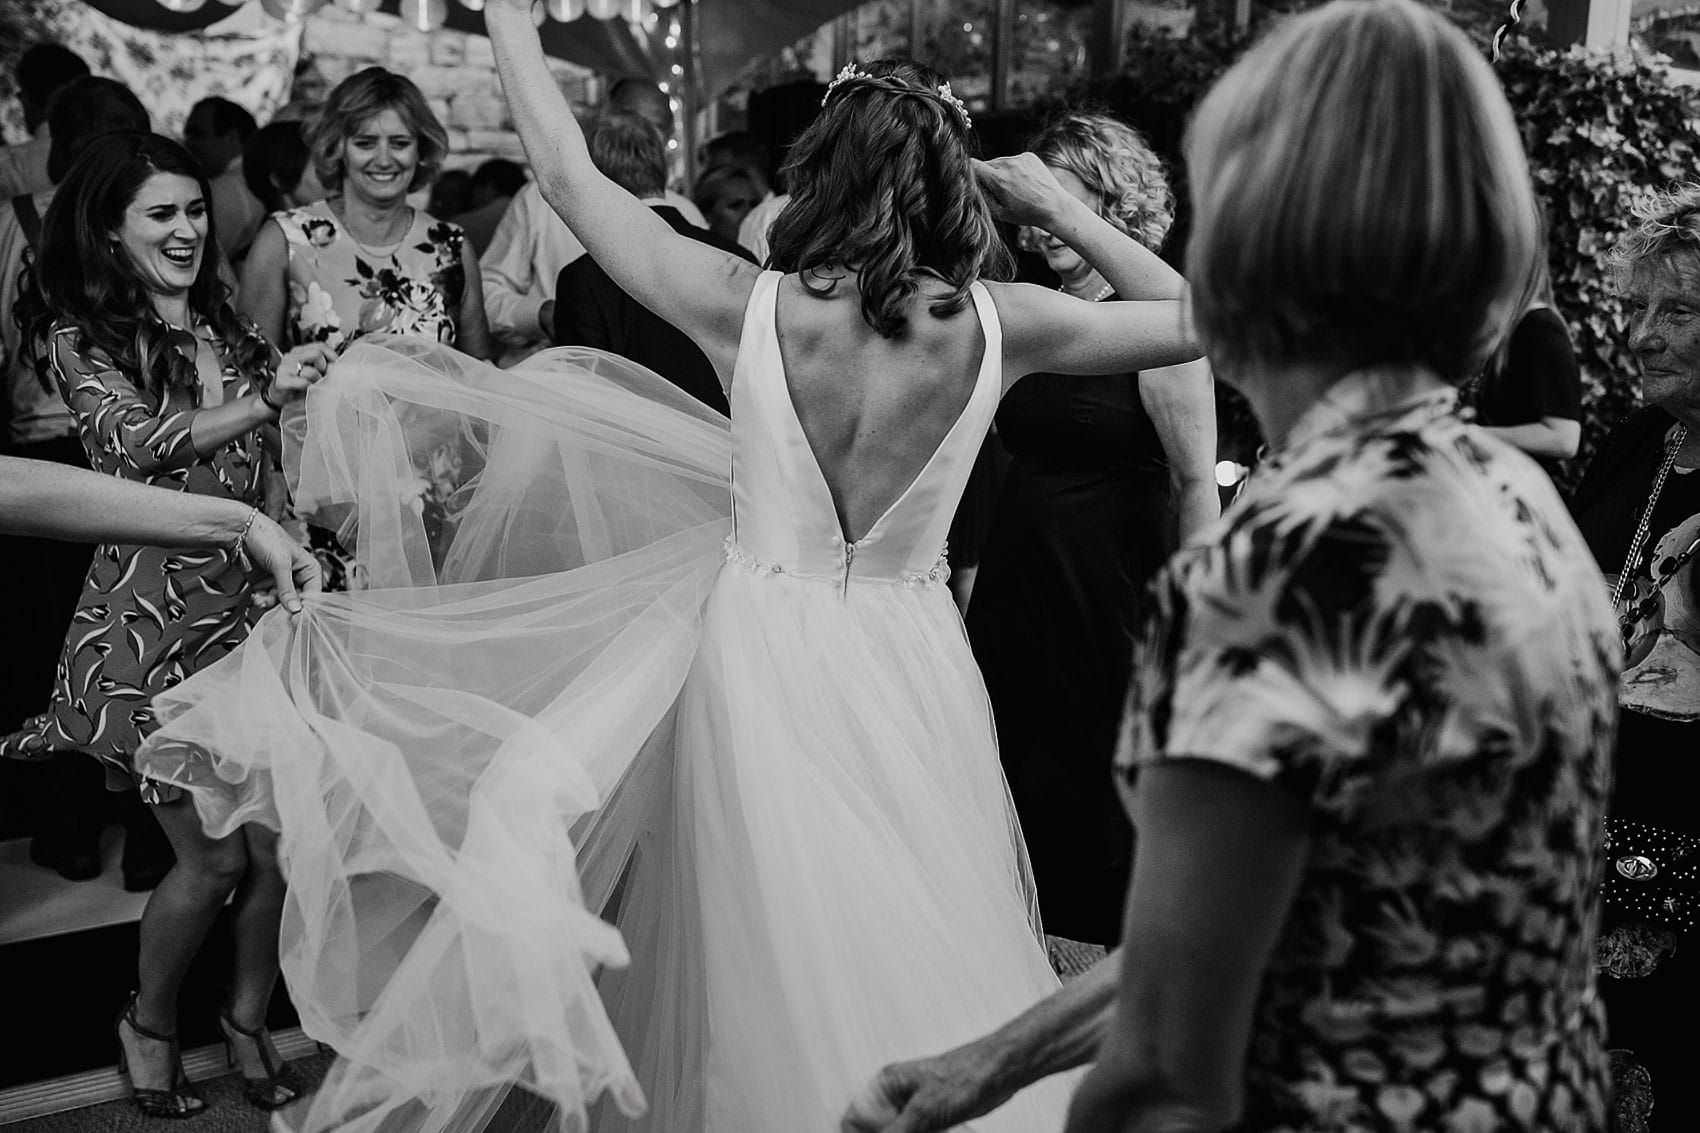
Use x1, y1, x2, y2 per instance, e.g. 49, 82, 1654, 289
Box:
341, 107, 418, 207
1029, 166, 1101, 285
1626, 254, 1700, 415
113, 170, 207, 301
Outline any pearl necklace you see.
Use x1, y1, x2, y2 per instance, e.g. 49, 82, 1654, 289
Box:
1060, 281, 1115, 303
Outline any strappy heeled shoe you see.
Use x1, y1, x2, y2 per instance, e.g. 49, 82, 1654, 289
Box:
114, 993, 206, 1119
218, 1006, 301, 1110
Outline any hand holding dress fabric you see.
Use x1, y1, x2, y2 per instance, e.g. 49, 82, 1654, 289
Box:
271, 342, 335, 405
242, 512, 321, 613
839, 1044, 1014, 1133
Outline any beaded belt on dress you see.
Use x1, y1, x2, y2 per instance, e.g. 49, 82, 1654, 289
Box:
721, 535, 950, 589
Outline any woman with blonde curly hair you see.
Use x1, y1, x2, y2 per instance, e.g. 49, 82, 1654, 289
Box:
967, 110, 1218, 945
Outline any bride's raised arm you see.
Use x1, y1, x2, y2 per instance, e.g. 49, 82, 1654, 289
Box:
977, 154, 1205, 385
485, 0, 759, 378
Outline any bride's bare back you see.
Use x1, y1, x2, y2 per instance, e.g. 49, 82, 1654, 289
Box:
774, 273, 988, 544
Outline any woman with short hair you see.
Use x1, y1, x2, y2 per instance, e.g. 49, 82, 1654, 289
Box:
237, 66, 491, 361
845, 3, 1615, 1131
237, 67, 493, 590
1569, 184, 1700, 1133
692, 162, 766, 245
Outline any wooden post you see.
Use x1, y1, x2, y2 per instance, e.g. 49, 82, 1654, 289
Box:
1088, 0, 1128, 79
1545, 0, 1632, 50
680, 0, 701, 189
992, 0, 1014, 112
832, 11, 855, 72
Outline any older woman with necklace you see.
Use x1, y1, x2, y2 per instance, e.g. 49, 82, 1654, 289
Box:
1570, 185, 1700, 1133
239, 67, 491, 361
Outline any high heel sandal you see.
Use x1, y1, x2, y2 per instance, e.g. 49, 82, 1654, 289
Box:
218, 1006, 300, 1110
114, 993, 206, 1119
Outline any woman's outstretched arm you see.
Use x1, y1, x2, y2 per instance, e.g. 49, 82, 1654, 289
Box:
483, 0, 757, 379
0, 457, 320, 611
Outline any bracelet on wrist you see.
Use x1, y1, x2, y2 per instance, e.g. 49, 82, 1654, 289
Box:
230, 506, 261, 562
260, 385, 287, 413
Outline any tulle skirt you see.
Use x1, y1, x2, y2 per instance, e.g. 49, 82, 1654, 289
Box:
135, 337, 1077, 1132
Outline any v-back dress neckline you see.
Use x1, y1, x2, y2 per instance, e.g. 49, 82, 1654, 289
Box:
769, 278, 1000, 548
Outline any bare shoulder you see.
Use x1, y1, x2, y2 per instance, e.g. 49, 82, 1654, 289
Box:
979, 278, 1069, 366
979, 278, 1068, 335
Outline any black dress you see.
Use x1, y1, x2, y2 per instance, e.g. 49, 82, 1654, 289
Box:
1570, 406, 1700, 1133
966, 360, 1173, 945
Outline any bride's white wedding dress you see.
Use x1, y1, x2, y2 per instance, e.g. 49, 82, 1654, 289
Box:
137, 271, 1078, 1132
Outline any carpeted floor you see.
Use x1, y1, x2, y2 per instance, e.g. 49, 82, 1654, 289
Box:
8, 937, 1109, 1131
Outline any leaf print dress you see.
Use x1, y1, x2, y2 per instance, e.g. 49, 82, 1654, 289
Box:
0, 323, 265, 804
1117, 379, 1618, 1132
271, 200, 469, 590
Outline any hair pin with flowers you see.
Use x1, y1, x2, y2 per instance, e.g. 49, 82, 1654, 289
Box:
823, 62, 973, 130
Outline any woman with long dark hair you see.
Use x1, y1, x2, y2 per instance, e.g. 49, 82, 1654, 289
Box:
2, 131, 330, 1118
132, 12, 1201, 1132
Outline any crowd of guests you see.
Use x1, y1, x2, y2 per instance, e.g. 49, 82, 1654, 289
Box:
0, 1, 1694, 1127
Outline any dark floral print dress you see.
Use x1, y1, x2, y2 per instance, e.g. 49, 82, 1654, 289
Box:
1116, 376, 1618, 1132
272, 200, 468, 590
0, 321, 266, 803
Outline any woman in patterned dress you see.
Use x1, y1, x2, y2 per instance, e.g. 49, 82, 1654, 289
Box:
845, 3, 1617, 1131
239, 66, 493, 589
3, 132, 331, 1118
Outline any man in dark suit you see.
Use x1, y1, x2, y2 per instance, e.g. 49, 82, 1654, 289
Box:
552, 112, 754, 416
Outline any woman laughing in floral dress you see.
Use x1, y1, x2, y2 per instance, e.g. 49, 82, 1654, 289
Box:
3, 132, 331, 1118
238, 66, 491, 589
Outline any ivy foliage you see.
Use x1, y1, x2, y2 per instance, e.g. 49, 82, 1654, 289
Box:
1495, 40, 1700, 479
1062, 21, 1700, 483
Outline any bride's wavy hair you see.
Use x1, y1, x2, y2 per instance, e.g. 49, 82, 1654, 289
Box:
16, 131, 272, 399
766, 59, 1011, 339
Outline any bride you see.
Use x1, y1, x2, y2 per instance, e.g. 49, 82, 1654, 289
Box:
135, 3, 1204, 1129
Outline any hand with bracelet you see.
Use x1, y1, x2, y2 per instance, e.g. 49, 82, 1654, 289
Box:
0, 457, 321, 613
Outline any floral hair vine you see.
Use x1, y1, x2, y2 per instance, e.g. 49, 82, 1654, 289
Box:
822, 63, 973, 130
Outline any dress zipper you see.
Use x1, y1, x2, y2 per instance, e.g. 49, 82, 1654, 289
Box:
841, 539, 856, 599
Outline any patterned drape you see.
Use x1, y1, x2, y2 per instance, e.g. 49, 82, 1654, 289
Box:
2, 0, 301, 144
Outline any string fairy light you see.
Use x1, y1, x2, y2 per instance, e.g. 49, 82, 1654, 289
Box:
1489, 0, 1528, 62
243, 0, 686, 25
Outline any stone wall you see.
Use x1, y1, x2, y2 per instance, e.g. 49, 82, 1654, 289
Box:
299, 5, 599, 172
